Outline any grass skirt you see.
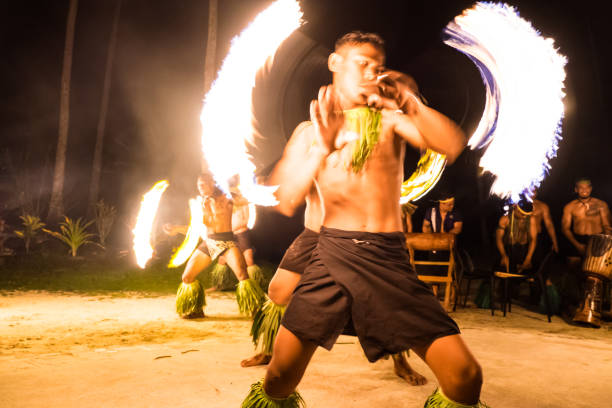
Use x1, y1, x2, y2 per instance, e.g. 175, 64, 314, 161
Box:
250, 299, 286, 354
241, 379, 304, 408
236, 278, 265, 317
175, 281, 205, 318
211, 262, 238, 290
424, 388, 489, 408
248, 264, 266, 288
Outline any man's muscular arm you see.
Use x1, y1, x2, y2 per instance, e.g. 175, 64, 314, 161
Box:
562, 202, 584, 254
267, 123, 321, 217
599, 201, 611, 234
496, 217, 509, 271
267, 86, 340, 217
541, 203, 559, 253
520, 217, 538, 271
379, 71, 466, 163
449, 221, 463, 235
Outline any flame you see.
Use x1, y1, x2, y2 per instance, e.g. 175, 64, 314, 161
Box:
247, 202, 257, 229
200, 0, 302, 205
132, 180, 169, 268
400, 149, 447, 204
169, 196, 207, 268
444, 2, 567, 201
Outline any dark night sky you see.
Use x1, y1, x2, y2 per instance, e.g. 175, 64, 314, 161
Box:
0, 0, 610, 261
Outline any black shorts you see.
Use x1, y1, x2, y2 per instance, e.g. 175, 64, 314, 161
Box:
235, 230, 254, 253
197, 241, 209, 255
278, 228, 319, 275
282, 227, 460, 362
565, 234, 591, 258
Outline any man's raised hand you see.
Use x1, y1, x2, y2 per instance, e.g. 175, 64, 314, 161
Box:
310, 85, 344, 155
377, 70, 421, 114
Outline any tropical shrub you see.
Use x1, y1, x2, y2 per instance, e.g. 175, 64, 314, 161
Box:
94, 200, 116, 247
43, 216, 95, 257
14, 214, 45, 254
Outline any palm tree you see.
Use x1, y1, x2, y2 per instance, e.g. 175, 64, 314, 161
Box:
88, 0, 122, 214
203, 0, 217, 96
48, 0, 79, 222
201, 0, 217, 172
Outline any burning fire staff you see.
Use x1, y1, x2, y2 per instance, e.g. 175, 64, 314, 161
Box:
175, 172, 265, 318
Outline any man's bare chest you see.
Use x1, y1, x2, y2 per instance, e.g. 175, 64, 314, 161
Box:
572, 201, 602, 219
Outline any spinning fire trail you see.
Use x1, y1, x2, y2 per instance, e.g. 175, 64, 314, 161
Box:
444, 2, 567, 202
132, 1, 567, 267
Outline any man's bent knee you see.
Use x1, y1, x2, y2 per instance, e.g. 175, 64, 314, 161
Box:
264, 361, 301, 399
268, 269, 301, 305
268, 281, 291, 305
447, 359, 483, 392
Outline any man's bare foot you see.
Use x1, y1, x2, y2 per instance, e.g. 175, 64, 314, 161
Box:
205, 286, 219, 294
181, 310, 205, 319
240, 353, 271, 367
391, 352, 427, 386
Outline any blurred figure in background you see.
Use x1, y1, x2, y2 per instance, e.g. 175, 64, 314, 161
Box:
422, 191, 462, 235
495, 200, 537, 274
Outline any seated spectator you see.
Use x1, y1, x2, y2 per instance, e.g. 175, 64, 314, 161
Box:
560, 178, 611, 311
422, 192, 462, 235
495, 200, 537, 274
401, 202, 417, 233
561, 178, 611, 261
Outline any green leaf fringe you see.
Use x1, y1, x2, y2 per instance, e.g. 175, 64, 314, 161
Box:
236, 278, 265, 317
424, 388, 489, 408
211, 262, 238, 290
344, 107, 382, 172
175, 281, 205, 317
247, 264, 266, 289
241, 379, 305, 408
250, 299, 286, 354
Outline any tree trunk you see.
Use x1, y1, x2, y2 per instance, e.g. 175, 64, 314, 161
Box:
203, 0, 217, 96
201, 0, 217, 172
48, 0, 79, 222
88, 0, 122, 215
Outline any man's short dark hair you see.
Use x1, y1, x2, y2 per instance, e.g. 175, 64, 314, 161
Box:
436, 189, 455, 202
575, 177, 592, 186
334, 31, 385, 54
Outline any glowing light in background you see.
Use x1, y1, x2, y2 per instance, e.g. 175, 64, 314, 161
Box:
133, 180, 169, 268
200, 0, 302, 205
168, 196, 207, 268
444, 2, 567, 202
247, 203, 257, 229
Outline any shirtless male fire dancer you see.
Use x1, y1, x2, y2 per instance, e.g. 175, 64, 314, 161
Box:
174, 172, 264, 318
241, 31, 486, 407
241, 169, 426, 385
212, 175, 265, 289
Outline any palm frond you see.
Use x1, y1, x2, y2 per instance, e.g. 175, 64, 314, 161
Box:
44, 216, 95, 256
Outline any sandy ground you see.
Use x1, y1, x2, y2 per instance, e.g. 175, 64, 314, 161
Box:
1, 291, 611, 408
